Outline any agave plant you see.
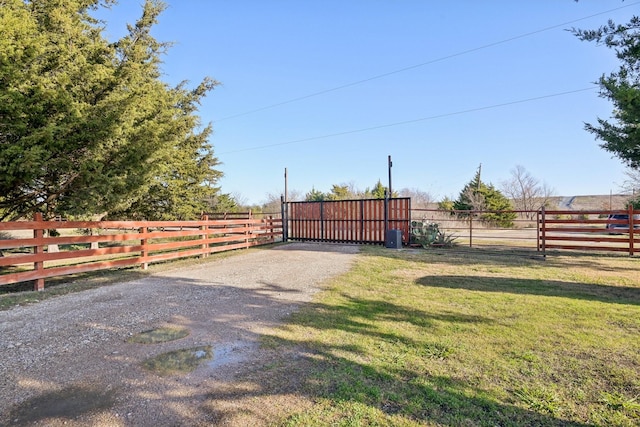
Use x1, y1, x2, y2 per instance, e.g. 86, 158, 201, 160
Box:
430, 230, 458, 248
410, 219, 457, 248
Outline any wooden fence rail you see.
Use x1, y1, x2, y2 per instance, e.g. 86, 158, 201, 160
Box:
538, 207, 638, 256
0, 213, 282, 291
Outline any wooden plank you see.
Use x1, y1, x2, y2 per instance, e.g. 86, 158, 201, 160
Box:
544, 209, 629, 216
543, 227, 613, 233
544, 244, 630, 252
0, 245, 143, 267
543, 236, 639, 243
0, 258, 140, 286
142, 247, 208, 263
0, 232, 143, 250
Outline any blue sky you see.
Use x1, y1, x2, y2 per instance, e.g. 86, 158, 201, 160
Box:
96, 1, 639, 204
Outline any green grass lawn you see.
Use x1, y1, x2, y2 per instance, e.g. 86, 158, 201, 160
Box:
259, 247, 640, 426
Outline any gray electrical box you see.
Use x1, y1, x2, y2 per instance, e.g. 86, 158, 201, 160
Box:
385, 229, 402, 249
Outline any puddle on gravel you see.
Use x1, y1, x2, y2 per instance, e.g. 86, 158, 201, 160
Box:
127, 326, 190, 344
142, 346, 212, 376
208, 341, 257, 369
140, 341, 257, 377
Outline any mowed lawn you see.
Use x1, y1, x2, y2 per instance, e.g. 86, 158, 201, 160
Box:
255, 246, 640, 426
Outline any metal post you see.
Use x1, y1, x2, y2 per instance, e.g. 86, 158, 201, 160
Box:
384, 191, 389, 245
284, 168, 288, 203
280, 195, 288, 242
388, 155, 393, 196
320, 200, 325, 241
469, 212, 473, 248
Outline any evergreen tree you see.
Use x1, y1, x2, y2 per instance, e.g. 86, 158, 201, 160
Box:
481, 185, 516, 227
207, 193, 240, 214
305, 187, 325, 201
326, 184, 351, 200
364, 180, 396, 199
626, 196, 640, 211
0, 0, 221, 220
370, 180, 388, 199
438, 197, 455, 212
453, 171, 485, 212
453, 170, 516, 227
573, 17, 640, 170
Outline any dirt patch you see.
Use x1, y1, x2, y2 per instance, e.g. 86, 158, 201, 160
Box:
6, 385, 118, 425
0, 243, 359, 426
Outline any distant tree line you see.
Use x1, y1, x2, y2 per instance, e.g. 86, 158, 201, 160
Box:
304, 180, 396, 202
223, 166, 555, 229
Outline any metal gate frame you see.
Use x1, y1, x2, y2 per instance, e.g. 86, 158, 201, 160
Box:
282, 198, 411, 245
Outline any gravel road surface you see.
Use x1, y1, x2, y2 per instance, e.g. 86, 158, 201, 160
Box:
0, 243, 359, 426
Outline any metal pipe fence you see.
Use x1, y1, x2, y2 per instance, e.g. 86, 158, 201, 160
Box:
411, 208, 639, 256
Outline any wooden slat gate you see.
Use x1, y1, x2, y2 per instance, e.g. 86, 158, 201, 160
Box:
283, 198, 411, 245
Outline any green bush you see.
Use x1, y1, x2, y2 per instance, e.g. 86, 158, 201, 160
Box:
625, 196, 640, 210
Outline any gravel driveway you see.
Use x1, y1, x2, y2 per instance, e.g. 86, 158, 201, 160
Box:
0, 243, 360, 426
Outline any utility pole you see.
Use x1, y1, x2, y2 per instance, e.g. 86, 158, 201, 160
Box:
282, 168, 289, 242
477, 163, 482, 190
388, 155, 393, 197
284, 168, 288, 202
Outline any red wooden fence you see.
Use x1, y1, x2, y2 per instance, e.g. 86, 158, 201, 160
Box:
538, 207, 638, 256
0, 214, 282, 291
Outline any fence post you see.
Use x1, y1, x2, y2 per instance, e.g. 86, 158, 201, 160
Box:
629, 205, 635, 256
384, 195, 389, 245
540, 207, 546, 259
264, 217, 271, 244
201, 214, 209, 259
469, 212, 473, 248
360, 199, 365, 244
536, 210, 540, 252
140, 226, 148, 270
320, 200, 325, 241
33, 212, 45, 291
280, 196, 288, 242
244, 217, 250, 248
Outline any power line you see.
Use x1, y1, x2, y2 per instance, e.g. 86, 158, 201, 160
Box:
214, 2, 639, 123
218, 86, 597, 155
